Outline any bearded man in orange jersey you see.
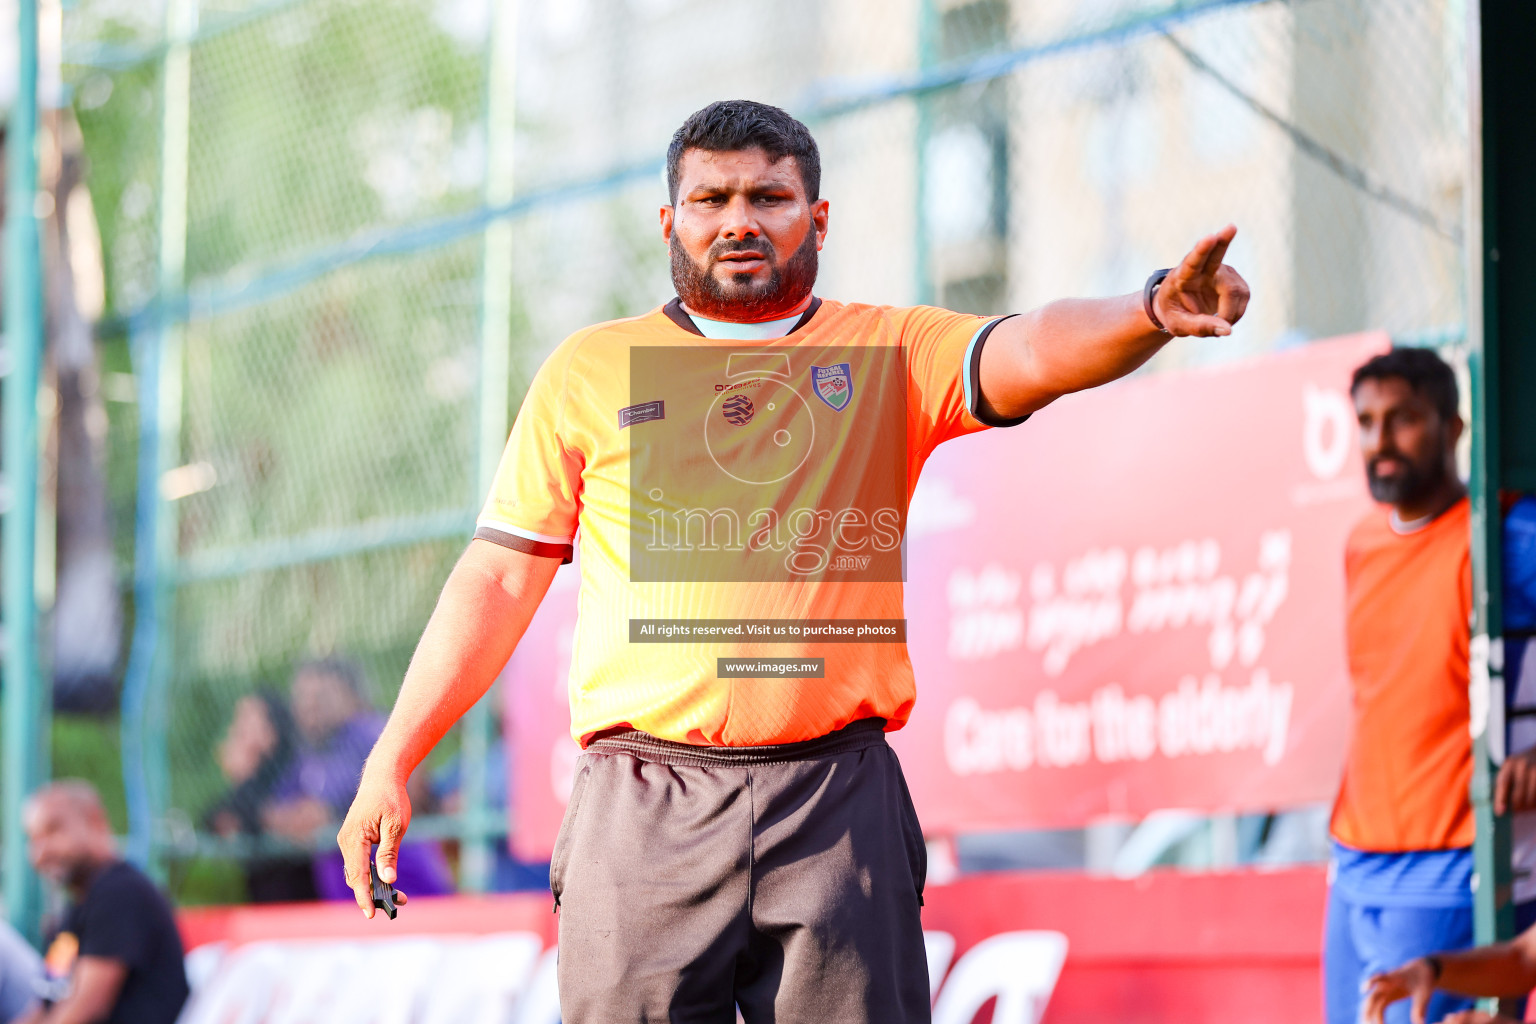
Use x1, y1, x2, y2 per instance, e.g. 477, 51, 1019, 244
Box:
1334, 350, 1536, 1024
1327, 348, 1479, 1024
338, 100, 1249, 1023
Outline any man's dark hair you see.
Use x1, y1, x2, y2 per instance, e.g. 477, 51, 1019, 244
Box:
667, 100, 821, 204
1350, 347, 1459, 422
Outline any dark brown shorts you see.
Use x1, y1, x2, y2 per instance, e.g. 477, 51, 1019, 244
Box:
550, 718, 931, 1024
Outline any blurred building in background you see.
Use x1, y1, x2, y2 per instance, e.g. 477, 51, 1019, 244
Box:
25, 0, 1469, 899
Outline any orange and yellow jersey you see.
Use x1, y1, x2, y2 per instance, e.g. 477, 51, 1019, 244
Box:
477, 297, 1023, 746
1330, 497, 1473, 852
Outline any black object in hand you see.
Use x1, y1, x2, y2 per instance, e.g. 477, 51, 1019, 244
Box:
370, 859, 399, 920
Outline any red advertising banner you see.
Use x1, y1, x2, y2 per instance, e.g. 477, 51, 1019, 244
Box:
176, 868, 1329, 1024
507, 333, 1387, 853
506, 564, 583, 861
893, 332, 1386, 832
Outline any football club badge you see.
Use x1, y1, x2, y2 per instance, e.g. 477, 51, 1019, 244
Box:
811, 364, 853, 412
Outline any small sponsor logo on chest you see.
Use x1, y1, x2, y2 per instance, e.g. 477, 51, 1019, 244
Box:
619, 400, 665, 428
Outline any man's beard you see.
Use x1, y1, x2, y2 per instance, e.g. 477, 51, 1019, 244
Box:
1366, 453, 1445, 506
670, 230, 818, 321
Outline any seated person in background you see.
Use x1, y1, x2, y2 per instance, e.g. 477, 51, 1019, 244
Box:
205, 691, 318, 903
264, 656, 453, 900
20, 780, 188, 1024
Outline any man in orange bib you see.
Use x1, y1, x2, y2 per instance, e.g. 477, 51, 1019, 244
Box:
1325, 348, 1477, 1024
338, 100, 1250, 1023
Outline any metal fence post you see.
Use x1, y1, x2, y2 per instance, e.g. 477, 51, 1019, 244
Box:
2, 0, 46, 942
461, 0, 518, 894
913, 0, 937, 307
1469, 0, 1536, 969
121, 0, 195, 876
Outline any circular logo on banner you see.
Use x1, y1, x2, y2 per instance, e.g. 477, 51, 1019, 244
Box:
722, 394, 755, 425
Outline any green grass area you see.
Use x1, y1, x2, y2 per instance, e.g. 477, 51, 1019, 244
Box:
51, 713, 128, 834
167, 855, 247, 907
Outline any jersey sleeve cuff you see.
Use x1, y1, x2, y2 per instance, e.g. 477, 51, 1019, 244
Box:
964, 315, 1031, 428
474, 522, 575, 563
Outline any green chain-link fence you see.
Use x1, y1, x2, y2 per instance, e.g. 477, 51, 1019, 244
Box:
58, 0, 1467, 899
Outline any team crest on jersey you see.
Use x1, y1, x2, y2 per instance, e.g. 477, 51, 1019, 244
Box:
811, 364, 853, 411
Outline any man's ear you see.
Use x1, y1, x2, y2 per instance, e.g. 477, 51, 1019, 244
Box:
659, 205, 675, 244
1443, 411, 1468, 457
811, 198, 830, 251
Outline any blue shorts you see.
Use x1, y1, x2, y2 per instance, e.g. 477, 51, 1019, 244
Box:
1324, 887, 1474, 1024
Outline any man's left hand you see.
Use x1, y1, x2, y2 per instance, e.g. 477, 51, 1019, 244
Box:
1495, 749, 1536, 815
1152, 224, 1251, 338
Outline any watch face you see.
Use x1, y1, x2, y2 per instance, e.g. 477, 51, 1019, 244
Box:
1145, 269, 1173, 331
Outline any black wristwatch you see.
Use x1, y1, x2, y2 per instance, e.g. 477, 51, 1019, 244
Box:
1424, 955, 1443, 982
1143, 268, 1173, 333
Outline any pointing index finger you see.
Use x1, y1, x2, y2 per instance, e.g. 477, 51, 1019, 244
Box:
1173, 233, 1218, 284
1200, 224, 1237, 277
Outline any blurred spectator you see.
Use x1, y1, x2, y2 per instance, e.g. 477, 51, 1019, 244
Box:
433, 734, 550, 891
263, 657, 453, 900
1325, 349, 1482, 1024
1500, 496, 1536, 932
21, 780, 188, 1024
0, 920, 41, 1023
1506, 496, 1536, 632
204, 691, 318, 903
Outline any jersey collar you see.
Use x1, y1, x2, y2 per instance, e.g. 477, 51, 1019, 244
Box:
662, 296, 822, 338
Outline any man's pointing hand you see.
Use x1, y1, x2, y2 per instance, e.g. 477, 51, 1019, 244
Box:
1152, 223, 1251, 338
